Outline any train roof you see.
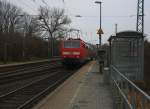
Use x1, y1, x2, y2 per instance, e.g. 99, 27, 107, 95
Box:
65, 38, 82, 41
62, 38, 95, 49
62, 38, 85, 43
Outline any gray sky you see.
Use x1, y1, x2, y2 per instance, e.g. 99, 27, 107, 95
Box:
9, 0, 150, 44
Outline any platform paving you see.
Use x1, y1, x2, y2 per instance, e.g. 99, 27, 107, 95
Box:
32, 61, 113, 109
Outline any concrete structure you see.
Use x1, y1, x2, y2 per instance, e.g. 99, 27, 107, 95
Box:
32, 61, 113, 109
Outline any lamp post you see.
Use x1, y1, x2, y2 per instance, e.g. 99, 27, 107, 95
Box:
95, 1, 104, 74
95, 1, 102, 48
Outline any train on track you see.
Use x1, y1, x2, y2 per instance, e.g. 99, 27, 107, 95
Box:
60, 38, 95, 67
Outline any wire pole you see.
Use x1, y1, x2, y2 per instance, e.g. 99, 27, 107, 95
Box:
99, 1, 102, 47
115, 24, 118, 34
136, 0, 144, 34
95, 1, 102, 48
95, 1, 104, 74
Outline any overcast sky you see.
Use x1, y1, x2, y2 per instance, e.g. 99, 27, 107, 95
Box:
9, 0, 150, 44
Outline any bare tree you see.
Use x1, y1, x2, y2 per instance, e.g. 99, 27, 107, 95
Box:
20, 14, 41, 36
38, 6, 71, 57
16, 14, 43, 59
0, 0, 60, 62
0, 0, 23, 63
0, 0, 22, 33
38, 7, 71, 38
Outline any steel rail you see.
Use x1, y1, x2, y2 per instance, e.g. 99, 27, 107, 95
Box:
0, 58, 61, 74
0, 63, 60, 77
0, 65, 61, 85
0, 64, 49, 76
0, 61, 62, 85
0, 65, 63, 97
0, 69, 70, 109
0, 71, 58, 98
17, 73, 71, 109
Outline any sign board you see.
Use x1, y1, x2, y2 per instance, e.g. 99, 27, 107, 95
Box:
97, 28, 104, 35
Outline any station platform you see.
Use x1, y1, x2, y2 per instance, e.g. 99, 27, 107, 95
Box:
32, 61, 113, 109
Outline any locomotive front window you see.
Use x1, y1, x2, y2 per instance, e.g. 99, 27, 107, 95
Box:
64, 41, 80, 48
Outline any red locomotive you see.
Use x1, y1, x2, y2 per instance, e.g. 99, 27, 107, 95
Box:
60, 38, 94, 66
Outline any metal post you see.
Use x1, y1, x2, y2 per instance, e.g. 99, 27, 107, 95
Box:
4, 43, 8, 64
136, 0, 144, 80
48, 37, 50, 58
136, 0, 144, 34
22, 32, 25, 60
95, 1, 102, 48
99, 2, 102, 73
95, 1, 103, 74
115, 24, 118, 34
99, 1, 102, 47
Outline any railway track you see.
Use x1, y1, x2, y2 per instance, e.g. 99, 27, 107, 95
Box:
0, 58, 74, 109
0, 59, 61, 84
0, 59, 60, 74
0, 65, 63, 96
0, 69, 71, 109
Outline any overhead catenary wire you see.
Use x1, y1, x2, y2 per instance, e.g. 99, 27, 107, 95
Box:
74, 15, 140, 18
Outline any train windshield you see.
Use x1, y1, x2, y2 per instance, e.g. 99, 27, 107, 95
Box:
64, 40, 80, 48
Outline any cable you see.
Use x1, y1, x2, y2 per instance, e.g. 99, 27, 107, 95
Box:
73, 14, 138, 18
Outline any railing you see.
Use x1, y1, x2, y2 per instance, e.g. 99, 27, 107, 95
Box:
110, 65, 150, 109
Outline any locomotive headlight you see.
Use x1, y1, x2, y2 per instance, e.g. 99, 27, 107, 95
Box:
73, 52, 80, 55
63, 52, 70, 55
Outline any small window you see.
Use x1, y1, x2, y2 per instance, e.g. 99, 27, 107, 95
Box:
64, 40, 80, 48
